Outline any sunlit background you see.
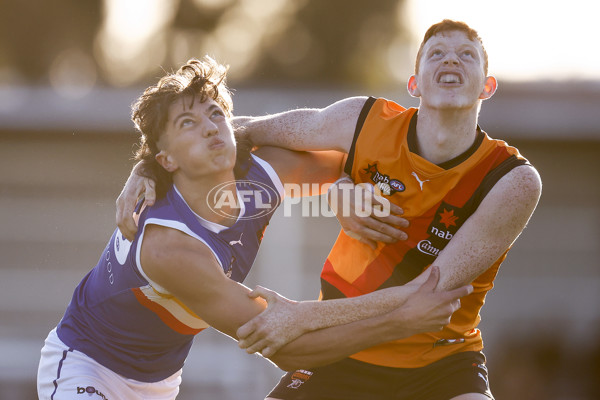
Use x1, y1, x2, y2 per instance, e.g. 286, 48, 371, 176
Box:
1, 1, 599, 399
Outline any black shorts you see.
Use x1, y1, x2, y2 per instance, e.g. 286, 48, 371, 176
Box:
267, 351, 494, 400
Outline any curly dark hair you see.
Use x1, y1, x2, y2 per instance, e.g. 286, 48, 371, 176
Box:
131, 56, 252, 199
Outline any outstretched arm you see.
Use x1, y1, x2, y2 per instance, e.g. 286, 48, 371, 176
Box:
237, 267, 471, 360
233, 96, 367, 153
141, 225, 470, 371
266, 266, 470, 371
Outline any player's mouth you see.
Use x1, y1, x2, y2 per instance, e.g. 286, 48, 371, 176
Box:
436, 72, 463, 84
208, 138, 225, 150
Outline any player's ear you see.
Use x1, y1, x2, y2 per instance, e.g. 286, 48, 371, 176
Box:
479, 76, 497, 100
407, 75, 420, 97
156, 150, 177, 172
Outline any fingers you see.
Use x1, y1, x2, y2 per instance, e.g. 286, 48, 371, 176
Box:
240, 337, 278, 358
116, 193, 138, 241
361, 217, 408, 241
260, 346, 276, 358
143, 179, 156, 207
374, 213, 409, 229
248, 285, 279, 303
242, 337, 279, 357
237, 325, 280, 357
345, 218, 408, 244
359, 236, 378, 250
444, 284, 474, 303
420, 266, 440, 292
236, 323, 254, 342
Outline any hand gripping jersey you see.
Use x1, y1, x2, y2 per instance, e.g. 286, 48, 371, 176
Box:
56, 155, 283, 382
321, 97, 529, 368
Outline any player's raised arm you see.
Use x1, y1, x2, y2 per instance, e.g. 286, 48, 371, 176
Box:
233, 96, 368, 153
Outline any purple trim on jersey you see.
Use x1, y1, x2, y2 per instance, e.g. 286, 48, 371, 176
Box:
51, 348, 73, 400
56, 156, 281, 382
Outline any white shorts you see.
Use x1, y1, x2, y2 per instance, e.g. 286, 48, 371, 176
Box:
37, 328, 182, 400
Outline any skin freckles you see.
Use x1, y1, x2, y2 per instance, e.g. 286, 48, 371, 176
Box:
434, 165, 541, 291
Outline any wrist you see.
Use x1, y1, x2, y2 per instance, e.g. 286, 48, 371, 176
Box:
379, 311, 413, 342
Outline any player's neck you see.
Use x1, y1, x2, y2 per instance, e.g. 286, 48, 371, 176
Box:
415, 106, 480, 165
174, 171, 239, 226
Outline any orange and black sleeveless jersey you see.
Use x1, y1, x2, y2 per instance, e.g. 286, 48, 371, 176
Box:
320, 97, 530, 368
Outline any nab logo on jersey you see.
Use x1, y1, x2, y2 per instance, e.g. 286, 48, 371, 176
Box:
361, 163, 405, 195
417, 202, 462, 258
114, 230, 133, 265
429, 202, 461, 240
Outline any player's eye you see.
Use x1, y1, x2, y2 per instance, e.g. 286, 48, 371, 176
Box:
179, 118, 195, 128
211, 109, 225, 119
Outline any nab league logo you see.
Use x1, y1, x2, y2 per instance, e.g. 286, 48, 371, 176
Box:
361, 163, 405, 196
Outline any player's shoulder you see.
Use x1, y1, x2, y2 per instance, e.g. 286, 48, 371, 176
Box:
490, 164, 542, 205
142, 224, 213, 264
506, 164, 542, 191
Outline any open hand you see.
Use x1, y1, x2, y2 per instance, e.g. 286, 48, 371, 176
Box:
236, 286, 307, 358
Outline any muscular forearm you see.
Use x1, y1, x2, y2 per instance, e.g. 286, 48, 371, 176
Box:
269, 312, 407, 371
296, 285, 414, 332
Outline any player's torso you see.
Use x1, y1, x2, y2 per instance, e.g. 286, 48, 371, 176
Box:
322, 98, 527, 367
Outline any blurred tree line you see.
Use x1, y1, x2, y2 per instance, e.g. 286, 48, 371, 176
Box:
0, 0, 410, 88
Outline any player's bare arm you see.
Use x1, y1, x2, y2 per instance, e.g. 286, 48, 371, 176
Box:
237, 266, 472, 358
233, 96, 367, 153
266, 266, 471, 371
141, 224, 470, 370
140, 224, 268, 338
433, 164, 542, 290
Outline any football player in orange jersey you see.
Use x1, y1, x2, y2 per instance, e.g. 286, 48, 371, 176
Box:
232, 20, 541, 400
